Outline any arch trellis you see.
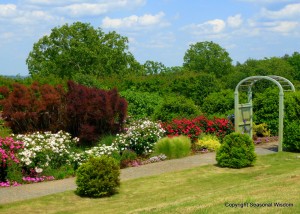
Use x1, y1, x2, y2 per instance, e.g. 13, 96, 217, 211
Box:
234, 75, 295, 152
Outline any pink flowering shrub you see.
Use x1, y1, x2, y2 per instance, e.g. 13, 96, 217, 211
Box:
0, 180, 21, 187
22, 175, 55, 183
0, 136, 56, 187
0, 137, 24, 182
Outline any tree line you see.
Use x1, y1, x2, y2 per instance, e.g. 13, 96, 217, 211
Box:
1, 21, 300, 123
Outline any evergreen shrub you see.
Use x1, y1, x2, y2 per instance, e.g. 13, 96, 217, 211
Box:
283, 121, 300, 152
154, 135, 191, 159
216, 132, 256, 168
76, 156, 120, 198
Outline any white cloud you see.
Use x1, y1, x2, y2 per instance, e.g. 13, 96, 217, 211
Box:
238, 0, 295, 3
0, 4, 17, 18
207, 19, 226, 32
227, 14, 243, 28
13, 10, 62, 25
0, 3, 61, 25
261, 3, 300, 19
267, 21, 299, 33
24, 0, 66, 5
0, 32, 15, 40
245, 18, 299, 35
57, 3, 108, 17
146, 32, 176, 48
182, 19, 226, 35
54, 0, 146, 17
102, 12, 169, 29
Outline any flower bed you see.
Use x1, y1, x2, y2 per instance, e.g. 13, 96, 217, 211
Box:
161, 115, 234, 142
1, 116, 234, 187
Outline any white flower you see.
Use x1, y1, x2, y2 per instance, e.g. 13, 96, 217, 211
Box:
35, 167, 43, 173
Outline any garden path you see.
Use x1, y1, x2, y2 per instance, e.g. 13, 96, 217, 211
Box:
0, 144, 277, 205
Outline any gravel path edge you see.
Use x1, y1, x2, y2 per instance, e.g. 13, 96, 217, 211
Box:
0, 147, 276, 204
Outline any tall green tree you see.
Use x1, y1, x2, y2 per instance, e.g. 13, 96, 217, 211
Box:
143, 60, 167, 75
234, 57, 296, 93
236, 57, 295, 79
183, 41, 233, 77
283, 52, 300, 81
26, 22, 142, 78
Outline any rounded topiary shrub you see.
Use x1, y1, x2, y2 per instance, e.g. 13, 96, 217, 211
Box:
76, 156, 120, 198
216, 132, 256, 168
154, 135, 191, 159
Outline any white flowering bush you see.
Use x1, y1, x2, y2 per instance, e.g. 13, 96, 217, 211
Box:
114, 119, 166, 155
13, 131, 79, 171
70, 144, 118, 167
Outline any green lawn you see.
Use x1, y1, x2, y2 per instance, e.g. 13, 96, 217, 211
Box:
0, 152, 299, 214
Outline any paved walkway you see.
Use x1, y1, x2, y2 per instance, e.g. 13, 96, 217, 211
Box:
0, 146, 276, 204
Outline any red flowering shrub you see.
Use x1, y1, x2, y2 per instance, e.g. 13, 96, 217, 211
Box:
161, 118, 202, 142
66, 81, 127, 145
212, 118, 234, 138
0, 82, 67, 133
162, 115, 233, 143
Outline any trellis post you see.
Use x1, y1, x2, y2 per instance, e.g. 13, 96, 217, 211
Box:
234, 75, 295, 152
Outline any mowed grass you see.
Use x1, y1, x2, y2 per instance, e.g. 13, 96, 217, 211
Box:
0, 152, 299, 214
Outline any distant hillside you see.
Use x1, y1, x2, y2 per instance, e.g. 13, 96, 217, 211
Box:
1, 75, 28, 79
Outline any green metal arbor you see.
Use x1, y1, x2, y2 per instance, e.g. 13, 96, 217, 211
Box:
234, 75, 295, 152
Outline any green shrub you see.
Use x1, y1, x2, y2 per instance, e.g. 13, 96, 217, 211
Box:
253, 123, 270, 138
168, 72, 221, 106
98, 135, 116, 146
120, 149, 138, 168
6, 161, 23, 184
283, 121, 300, 152
120, 90, 163, 120
76, 156, 120, 198
72, 73, 104, 89
253, 90, 300, 136
201, 89, 234, 116
121, 149, 137, 161
43, 165, 75, 180
253, 88, 279, 135
153, 95, 201, 122
284, 91, 300, 123
70, 144, 118, 169
216, 132, 256, 168
154, 135, 191, 159
0, 120, 11, 137
196, 134, 221, 152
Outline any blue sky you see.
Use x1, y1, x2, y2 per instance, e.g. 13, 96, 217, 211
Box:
1, 0, 300, 76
